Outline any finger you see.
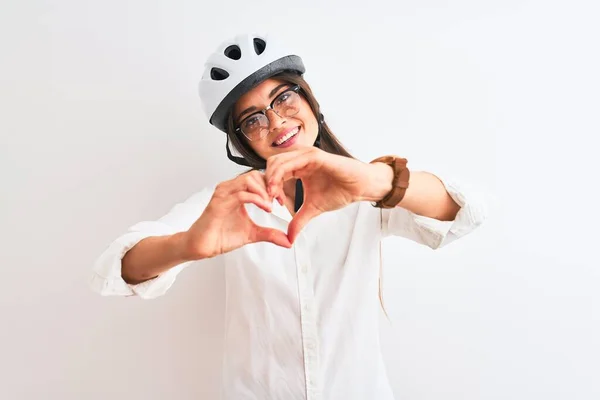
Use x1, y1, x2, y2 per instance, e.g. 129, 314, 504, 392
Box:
268, 156, 307, 186
243, 172, 271, 203
273, 155, 319, 188
235, 191, 272, 213
265, 151, 304, 196
287, 204, 322, 243
267, 159, 311, 204
251, 225, 292, 248
264, 150, 301, 180
268, 179, 284, 207
270, 179, 284, 206
264, 170, 283, 204
256, 172, 280, 205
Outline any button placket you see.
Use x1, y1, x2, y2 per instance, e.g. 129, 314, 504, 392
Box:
294, 234, 321, 400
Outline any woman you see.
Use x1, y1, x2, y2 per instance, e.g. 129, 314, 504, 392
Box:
91, 33, 487, 399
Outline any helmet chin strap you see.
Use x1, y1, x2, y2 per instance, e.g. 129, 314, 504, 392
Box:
226, 137, 253, 167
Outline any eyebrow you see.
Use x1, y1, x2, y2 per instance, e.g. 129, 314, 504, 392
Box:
235, 83, 291, 123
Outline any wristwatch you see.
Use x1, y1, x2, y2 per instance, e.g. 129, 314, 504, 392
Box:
369, 156, 410, 209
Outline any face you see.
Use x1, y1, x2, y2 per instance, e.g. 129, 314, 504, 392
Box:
232, 78, 319, 160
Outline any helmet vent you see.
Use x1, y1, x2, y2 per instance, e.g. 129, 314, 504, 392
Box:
253, 38, 266, 55
224, 45, 241, 60
210, 67, 229, 81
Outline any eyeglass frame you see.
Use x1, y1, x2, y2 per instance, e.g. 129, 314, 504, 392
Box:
234, 85, 302, 142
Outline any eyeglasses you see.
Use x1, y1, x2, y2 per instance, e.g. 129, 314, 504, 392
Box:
235, 85, 302, 142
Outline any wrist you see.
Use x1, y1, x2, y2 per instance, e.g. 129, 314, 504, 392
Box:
170, 231, 202, 263
360, 162, 394, 202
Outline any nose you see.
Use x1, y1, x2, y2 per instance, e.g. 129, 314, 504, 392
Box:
266, 108, 286, 132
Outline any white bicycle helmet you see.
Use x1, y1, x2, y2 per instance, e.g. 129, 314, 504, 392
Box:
198, 33, 305, 134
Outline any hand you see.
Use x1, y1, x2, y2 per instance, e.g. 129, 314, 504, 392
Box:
184, 171, 291, 259
265, 147, 393, 243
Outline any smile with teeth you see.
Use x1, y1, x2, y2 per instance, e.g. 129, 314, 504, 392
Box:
273, 127, 299, 146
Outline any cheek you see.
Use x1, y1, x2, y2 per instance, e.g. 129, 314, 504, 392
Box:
246, 139, 271, 158
299, 113, 319, 139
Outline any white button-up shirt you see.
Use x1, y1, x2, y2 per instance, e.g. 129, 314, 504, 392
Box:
90, 174, 486, 400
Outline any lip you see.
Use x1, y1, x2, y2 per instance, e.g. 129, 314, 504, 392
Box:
271, 126, 301, 147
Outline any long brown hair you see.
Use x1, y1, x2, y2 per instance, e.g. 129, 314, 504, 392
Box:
225, 72, 355, 169
225, 72, 388, 319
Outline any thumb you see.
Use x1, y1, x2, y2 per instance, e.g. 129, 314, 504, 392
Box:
251, 225, 292, 248
288, 205, 321, 244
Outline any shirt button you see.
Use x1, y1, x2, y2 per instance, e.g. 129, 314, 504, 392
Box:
301, 264, 308, 273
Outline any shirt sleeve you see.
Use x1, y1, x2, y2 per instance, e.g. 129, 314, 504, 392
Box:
381, 173, 488, 249
89, 187, 215, 299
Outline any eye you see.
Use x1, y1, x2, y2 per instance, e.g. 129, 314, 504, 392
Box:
244, 115, 260, 128
275, 92, 291, 106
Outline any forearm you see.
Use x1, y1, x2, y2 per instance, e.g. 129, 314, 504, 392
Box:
121, 232, 195, 284
399, 171, 460, 221
365, 163, 460, 221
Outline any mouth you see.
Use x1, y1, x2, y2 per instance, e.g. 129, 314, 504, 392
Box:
272, 126, 300, 148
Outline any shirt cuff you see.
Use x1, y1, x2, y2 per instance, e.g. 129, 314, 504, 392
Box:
382, 173, 488, 249
89, 225, 188, 300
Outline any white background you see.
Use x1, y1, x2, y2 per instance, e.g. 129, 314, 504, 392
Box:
1, 0, 599, 399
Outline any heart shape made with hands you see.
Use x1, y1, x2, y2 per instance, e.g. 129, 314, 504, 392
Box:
263, 147, 373, 243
